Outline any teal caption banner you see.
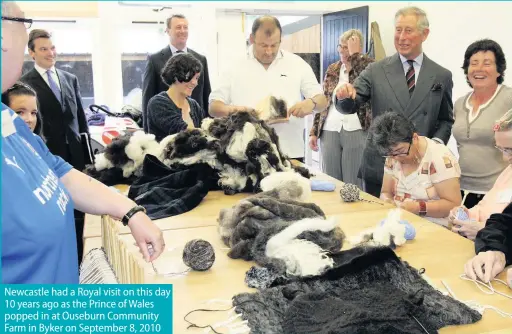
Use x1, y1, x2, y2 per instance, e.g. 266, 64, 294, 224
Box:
1, 285, 173, 334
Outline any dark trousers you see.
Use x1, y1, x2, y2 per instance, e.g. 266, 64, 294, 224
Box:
74, 210, 85, 265
461, 191, 485, 209
363, 179, 382, 198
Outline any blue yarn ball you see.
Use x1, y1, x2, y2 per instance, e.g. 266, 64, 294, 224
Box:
379, 219, 416, 240
455, 207, 470, 221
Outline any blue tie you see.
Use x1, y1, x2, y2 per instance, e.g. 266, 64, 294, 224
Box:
46, 70, 62, 104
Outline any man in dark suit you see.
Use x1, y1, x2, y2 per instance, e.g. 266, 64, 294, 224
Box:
142, 14, 211, 132
21, 29, 92, 265
335, 6, 454, 197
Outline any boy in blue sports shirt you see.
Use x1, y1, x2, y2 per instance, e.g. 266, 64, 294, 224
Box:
1, 2, 165, 284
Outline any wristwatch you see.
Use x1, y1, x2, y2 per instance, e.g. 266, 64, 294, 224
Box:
418, 201, 427, 217
121, 205, 146, 226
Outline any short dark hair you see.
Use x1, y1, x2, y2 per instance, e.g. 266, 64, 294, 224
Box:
166, 14, 186, 29
161, 53, 202, 86
28, 29, 52, 51
368, 111, 415, 155
1, 82, 44, 138
251, 15, 282, 38
462, 39, 506, 88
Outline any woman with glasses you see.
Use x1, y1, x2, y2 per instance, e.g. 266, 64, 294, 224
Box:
2, 82, 44, 138
369, 112, 462, 227
452, 39, 512, 209
449, 109, 512, 239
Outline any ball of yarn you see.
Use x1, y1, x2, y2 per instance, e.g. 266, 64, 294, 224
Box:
455, 207, 470, 221
182, 239, 215, 271
340, 183, 360, 202
379, 219, 416, 240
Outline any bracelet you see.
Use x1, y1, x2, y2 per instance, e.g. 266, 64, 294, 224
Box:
121, 205, 146, 226
418, 201, 427, 216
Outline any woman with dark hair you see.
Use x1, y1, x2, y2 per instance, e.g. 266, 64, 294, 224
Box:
146, 53, 208, 141
453, 39, 512, 209
370, 112, 462, 227
1, 81, 44, 137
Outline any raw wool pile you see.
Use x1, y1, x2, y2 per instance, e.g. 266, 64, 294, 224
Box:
218, 172, 345, 279
232, 246, 482, 334
84, 110, 311, 194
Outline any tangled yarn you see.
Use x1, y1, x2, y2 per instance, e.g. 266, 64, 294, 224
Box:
183, 239, 215, 271
339, 183, 360, 202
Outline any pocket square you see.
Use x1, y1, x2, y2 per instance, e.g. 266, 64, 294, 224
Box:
431, 82, 443, 91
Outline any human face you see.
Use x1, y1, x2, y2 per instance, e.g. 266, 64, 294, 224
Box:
383, 135, 417, 163
394, 15, 429, 60
177, 72, 200, 97
495, 130, 512, 165
338, 41, 349, 64
1, 3, 29, 92
29, 37, 57, 69
250, 28, 281, 66
9, 94, 38, 132
167, 17, 188, 48
467, 51, 500, 90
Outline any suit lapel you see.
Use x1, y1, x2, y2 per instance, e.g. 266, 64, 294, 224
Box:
405, 55, 435, 115
29, 68, 58, 102
160, 47, 172, 65
384, 54, 410, 111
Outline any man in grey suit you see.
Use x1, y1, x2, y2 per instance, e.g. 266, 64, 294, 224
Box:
142, 14, 211, 132
335, 6, 454, 197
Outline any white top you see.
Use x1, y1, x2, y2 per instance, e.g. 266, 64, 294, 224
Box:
209, 46, 323, 158
34, 63, 61, 90
465, 84, 503, 123
399, 52, 423, 81
322, 63, 362, 132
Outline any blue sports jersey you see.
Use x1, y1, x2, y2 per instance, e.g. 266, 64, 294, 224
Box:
2, 104, 78, 284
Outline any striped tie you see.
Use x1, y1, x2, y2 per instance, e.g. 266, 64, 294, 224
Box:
406, 60, 415, 96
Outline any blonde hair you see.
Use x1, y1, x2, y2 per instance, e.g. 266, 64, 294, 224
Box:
395, 6, 429, 33
494, 108, 512, 132
340, 29, 364, 49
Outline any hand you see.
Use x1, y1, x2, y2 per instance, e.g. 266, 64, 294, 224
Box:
127, 212, 165, 262
451, 220, 485, 240
508, 268, 512, 288
398, 200, 419, 214
464, 251, 506, 283
347, 35, 362, 55
448, 206, 468, 226
309, 135, 319, 151
289, 99, 315, 118
266, 117, 289, 125
335, 83, 357, 100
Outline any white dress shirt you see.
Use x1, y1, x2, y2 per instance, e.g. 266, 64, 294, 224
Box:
209, 46, 323, 158
169, 44, 188, 54
323, 63, 362, 132
399, 53, 423, 80
34, 63, 61, 90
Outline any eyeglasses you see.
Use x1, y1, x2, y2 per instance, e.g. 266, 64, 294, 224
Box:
1, 16, 33, 29
383, 140, 412, 158
495, 145, 512, 155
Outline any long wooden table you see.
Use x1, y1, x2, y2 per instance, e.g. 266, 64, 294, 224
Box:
83, 171, 512, 334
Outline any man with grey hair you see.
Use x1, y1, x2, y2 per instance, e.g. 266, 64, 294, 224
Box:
335, 6, 454, 197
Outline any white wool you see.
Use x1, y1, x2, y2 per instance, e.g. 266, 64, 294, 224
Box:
226, 123, 257, 162
257, 154, 277, 177
266, 217, 338, 276
165, 149, 220, 169
349, 228, 376, 246
350, 208, 406, 247
123, 131, 161, 177
260, 171, 312, 202
218, 165, 249, 190
200, 117, 215, 133
94, 153, 114, 171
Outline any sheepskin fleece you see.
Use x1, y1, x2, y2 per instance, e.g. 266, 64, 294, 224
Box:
232, 246, 482, 334
218, 186, 344, 277
85, 111, 311, 195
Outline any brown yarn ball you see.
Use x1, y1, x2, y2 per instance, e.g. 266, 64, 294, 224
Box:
182, 239, 215, 271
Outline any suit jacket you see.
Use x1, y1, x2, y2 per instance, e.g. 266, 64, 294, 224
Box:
336, 53, 454, 185
21, 67, 91, 171
141, 46, 211, 132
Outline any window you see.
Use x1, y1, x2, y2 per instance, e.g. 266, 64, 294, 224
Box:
23, 21, 95, 108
